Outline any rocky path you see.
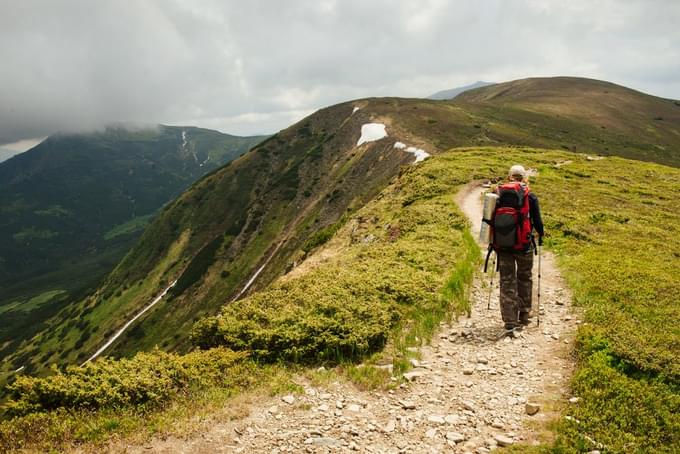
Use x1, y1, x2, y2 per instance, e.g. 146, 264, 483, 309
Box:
121, 184, 578, 454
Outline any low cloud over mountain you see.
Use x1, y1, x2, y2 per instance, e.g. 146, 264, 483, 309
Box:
1, 0, 679, 144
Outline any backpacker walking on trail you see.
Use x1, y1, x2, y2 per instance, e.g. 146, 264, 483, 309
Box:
484, 165, 544, 331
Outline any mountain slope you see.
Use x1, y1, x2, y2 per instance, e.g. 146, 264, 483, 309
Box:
453, 76, 680, 166
5, 77, 680, 375
2, 147, 678, 453
17, 102, 425, 368
0, 126, 265, 359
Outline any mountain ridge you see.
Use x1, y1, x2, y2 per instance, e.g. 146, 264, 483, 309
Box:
2, 145, 678, 453
4, 76, 680, 375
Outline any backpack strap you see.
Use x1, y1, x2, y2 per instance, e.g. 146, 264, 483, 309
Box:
483, 244, 494, 272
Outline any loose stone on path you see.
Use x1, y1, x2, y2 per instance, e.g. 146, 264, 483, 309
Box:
495, 434, 515, 446
526, 402, 541, 415
122, 184, 578, 454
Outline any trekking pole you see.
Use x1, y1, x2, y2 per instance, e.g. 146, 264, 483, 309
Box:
487, 252, 496, 310
537, 243, 542, 326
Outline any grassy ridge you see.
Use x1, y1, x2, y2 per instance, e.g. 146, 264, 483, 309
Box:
416, 148, 679, 452
0, 151, 480, 451
191, 161, 479, 363
11, 77, 680, 376
454, 77, 680, 167
2, 147, 678, 452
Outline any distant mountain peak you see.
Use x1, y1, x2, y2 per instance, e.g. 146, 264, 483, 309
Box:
427, 81, 495, 100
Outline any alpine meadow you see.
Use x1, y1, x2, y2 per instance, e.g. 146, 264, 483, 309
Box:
1, 75, 678, 453
2, 3, 680, 451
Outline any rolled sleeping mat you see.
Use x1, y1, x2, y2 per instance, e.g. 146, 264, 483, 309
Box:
479, 192, 499, 244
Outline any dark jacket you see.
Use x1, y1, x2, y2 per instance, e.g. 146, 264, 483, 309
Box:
528, 192, 544, 238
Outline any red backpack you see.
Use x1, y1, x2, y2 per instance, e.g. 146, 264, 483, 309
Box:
491, 182, 532, 251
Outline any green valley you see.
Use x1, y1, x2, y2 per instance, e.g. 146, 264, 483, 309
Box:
0, 125, 265, 360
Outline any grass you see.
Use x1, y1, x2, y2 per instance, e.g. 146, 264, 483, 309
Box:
0, 147, 480, 451
343, 364, 394, 390
190, 157, 479, 365
3, 146, 678, 452
0, 290, 66, 316
103, 214, 153, 241
405, 147, 679, 453
0, 229, 192, 375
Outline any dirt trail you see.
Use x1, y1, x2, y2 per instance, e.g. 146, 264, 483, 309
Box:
119, 183, 578, 454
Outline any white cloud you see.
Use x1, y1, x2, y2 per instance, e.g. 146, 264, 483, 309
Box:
170, 109, 316, 136
2, 137, 45, 152
0, 0, 678, 144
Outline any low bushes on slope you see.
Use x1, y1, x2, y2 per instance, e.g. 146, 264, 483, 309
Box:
191, 270, 398, 362
0, 348, 262, 451
3, 348, 253, 417
191, 161, 478, 363
0, 153, 480, 450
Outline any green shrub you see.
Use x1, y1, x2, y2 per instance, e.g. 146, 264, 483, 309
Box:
191, 159, 478, 364
191, 268, 397, 362
301, 216, 347, 253
555, 350, 680, 452
3, 348, 251, 416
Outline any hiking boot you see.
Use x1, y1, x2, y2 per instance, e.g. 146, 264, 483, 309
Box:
519, 311, 531, 325
504, 322, 519, 331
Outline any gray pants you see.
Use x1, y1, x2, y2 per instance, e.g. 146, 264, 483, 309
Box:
498, 251, 533, 324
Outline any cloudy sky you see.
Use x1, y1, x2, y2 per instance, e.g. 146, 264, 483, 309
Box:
1, 0, 679, 146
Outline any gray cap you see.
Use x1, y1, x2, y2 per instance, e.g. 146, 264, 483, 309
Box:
509, 164, 526, 179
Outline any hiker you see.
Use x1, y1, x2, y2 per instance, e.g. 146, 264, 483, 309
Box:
492, 165, 544, 330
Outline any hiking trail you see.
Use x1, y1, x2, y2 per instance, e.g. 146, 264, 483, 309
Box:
117, 183, 579, 454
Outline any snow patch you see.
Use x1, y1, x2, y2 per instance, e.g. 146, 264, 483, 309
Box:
82, 280, 177, 365
352, 106, 360, 114
394, 141, 430, 163
405, 146, 430, 163
357, 123, 387, 146
182, 130, 198, 163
